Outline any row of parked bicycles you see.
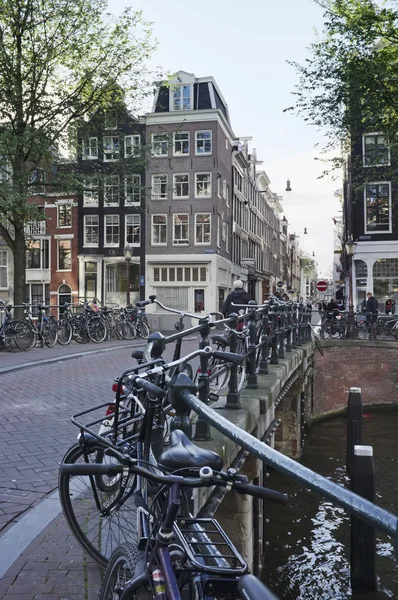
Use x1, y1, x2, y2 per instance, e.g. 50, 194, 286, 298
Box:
320, 308, 398, 340
59, 295, 300, 599
0, 300, 149, 352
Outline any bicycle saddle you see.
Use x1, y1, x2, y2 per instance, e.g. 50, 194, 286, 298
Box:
210, 334, 230, 347
159, 430, 223, 472
132, 349, 144, 360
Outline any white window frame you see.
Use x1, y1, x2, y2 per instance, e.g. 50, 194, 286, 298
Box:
82, 137, 98, 160
125, 214, 141, 247
151, 214, 168, 246
217, 214, 221, 248
152, 133, 168, 157
194, 213, 211, 246
57, 203, 72, 228
362, 132, 390, 167
104, 175, 120, 206
105, 112, 117, 130
57, 239, 72, 272
225, 222, 229, 253
103, 136, 119, 162
195, 172, 212, 198
173, 132, 190, 156
173, 214, 189, 246
125, 174, 141, 206
173, 173, 189, 199
195, 130, 212, 156
26, 238, 50, 270
152, 174, 168, 200
364, 181, 392, 235
83, 178, 99, 207
217, 175, 221, 198
124, 135, 141, 158
104, 215, 120, 247
170, 85, 193, 111
0, 250, 8, 289
83, 215, 99, 247
226, 184, 230, 207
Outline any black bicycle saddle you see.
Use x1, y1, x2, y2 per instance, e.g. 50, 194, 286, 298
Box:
159, 429, 223, 473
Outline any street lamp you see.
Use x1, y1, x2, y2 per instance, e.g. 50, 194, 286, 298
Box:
124, 245, 132, 306
345, 237, 357, 338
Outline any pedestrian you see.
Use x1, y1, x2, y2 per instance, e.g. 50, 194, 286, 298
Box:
366, 292, 378, 324
282, 293, 290, 302
222, 280, 251, 317
326, 297, 338, 312
385, 298, 392, 315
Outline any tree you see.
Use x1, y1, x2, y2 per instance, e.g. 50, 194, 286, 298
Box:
0, 0, 156, 306
285, 0, 398, 177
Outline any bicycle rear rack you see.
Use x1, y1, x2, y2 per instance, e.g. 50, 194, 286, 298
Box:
173, 517, 248, 575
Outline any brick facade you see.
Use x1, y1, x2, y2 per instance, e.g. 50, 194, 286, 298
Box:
313, 340, 398, 417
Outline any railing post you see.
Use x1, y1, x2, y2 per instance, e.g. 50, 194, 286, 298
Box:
195, 318, 211, 441
278, 304, 286, 359
246, 300, 258, 389
306, 304, 312, 342
296, 303, 303, 346
285, 304, 292, 353
291, 302, 298, 349
270, 302, 279, 365
225, 313, 241, 409
351, 445, 377, 593
346, 386, 363, 476
258, 305, 269, 374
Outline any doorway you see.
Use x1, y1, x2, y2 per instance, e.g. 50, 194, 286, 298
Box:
58, 284, 72, 316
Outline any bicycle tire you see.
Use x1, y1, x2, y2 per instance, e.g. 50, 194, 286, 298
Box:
59, 443, 140, 568
5, 321, 35, 352
136, 320, 149, 339
374, 321, 386, 341
43, 317, 58, 347
87, 316, 107, 343
57, 319, 73, 346
98, 542, 149, 600
116, 319, 134, 340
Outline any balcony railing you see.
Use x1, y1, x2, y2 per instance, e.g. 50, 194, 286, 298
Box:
25, 221, 46, 236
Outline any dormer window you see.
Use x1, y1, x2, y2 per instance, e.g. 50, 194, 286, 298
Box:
171, 85, 192, 111
363, 133, 390, 167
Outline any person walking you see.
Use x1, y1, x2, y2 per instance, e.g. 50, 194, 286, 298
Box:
222, 280, 251, 317
366, 291, 379, 339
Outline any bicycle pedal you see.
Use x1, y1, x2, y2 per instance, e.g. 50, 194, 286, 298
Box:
208, 392, 219, 403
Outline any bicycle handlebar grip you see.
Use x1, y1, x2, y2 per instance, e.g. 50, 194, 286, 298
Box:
235, 482, 288, 505
238, 575, 280, 600
136, 300, 150, 308
60, 463, 124, 476
133, 377, 167, 399
211, 350, 244, 365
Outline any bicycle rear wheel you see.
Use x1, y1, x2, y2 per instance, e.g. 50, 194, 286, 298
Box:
57, 319, 73, 345
99, 543, 149, 600
87, 316, 107, 343
4, 321, 34, 352
136, 320, 149, 339
43, 317, 58, 347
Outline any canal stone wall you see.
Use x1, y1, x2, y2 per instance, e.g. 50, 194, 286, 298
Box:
313, 340, 398, 418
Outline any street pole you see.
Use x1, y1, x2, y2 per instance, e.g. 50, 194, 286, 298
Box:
345, 239, 356, 339
126, 258, 131, 306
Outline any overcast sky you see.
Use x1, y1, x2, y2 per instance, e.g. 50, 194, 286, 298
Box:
115, 0, 342, 276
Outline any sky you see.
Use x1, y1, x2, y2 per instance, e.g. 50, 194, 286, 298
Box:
115, 0, 342, 277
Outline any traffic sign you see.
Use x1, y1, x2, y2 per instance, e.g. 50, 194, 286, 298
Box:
276, 281, 284, 288
316, 280, 328, 292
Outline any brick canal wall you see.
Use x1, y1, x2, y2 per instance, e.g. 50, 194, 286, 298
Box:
313, 340, 398, 417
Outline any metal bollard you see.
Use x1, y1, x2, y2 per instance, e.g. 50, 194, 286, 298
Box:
278, 304, 286, 359
350, 445, 377, 593
346, 386, 363, 476
270, 303, 279, 365
258, 306, 269, 374
195, 318, 211, 441
168, 372, 196, 438
246, 300, 258, 389
225, 313, 241, 409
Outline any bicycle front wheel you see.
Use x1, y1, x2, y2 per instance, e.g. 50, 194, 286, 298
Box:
57, 319, 73, 345
87, 316, 107, 343
99, 543, 149, 600
136, 320, 149, 339
4, 321, 35, 352
42, 317, 58, 347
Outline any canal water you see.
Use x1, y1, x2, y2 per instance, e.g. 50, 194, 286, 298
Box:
262, 410, 398, 599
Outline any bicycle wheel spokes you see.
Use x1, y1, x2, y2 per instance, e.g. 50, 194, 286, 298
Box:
43, 318, 58, 347
57, 319, 73, 345
87, 316, 107, 343
5, 321, 34, 352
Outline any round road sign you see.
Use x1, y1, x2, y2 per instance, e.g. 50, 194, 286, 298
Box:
276, 281, 284, 288
316, 280, 328, 292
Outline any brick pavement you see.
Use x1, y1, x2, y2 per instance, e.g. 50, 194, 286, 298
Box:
0, 336, 199, 596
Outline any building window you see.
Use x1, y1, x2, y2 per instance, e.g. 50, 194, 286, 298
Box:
125, 174, 141, 205
58, 239, 72, 271
373, 258, 398, 278
104, 215, 120, 246
26, 239, 49, 269
0, 159, 11, 183
225, 222, 229, 252
152, 174, 168, 200
171, 85, 192, 111
103, 136, 119, 162
364, 182, 391, 233
173, 214, 189, 245
0, 250, 8, 288
355, 260, 368, 278
126, 214, 140, 246
363, 133, 390, 167
222, 180, 227, 200
200, 267, 206, 281
173, 174, 189, 198
83, 178, 99, 207
152, 214, 167, 245
217, 214, 220, 248
82, 137, 98, 160
194, 289, 205, 312
173, 132, 189, 155
105, 112, 117, 130
154, 267, 160, 282
84, 215, 99, 247
104, 175, 120, 206
177, 267, 183, 282
195, 173, 211, 197
226, 184, 230, 207
195, 131, 212, 155
152, 133, 168, 156
57, 204, 72, 227
169, 268, 175, 281
195, 213, 211, 245
217, 175, 221, 198
124, 135, 141, 157
26, 283, 50, 309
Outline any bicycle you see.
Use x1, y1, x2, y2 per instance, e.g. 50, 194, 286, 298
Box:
0, 300, 34, 352
60, 368, 287, 599
24, 302, 58, 348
